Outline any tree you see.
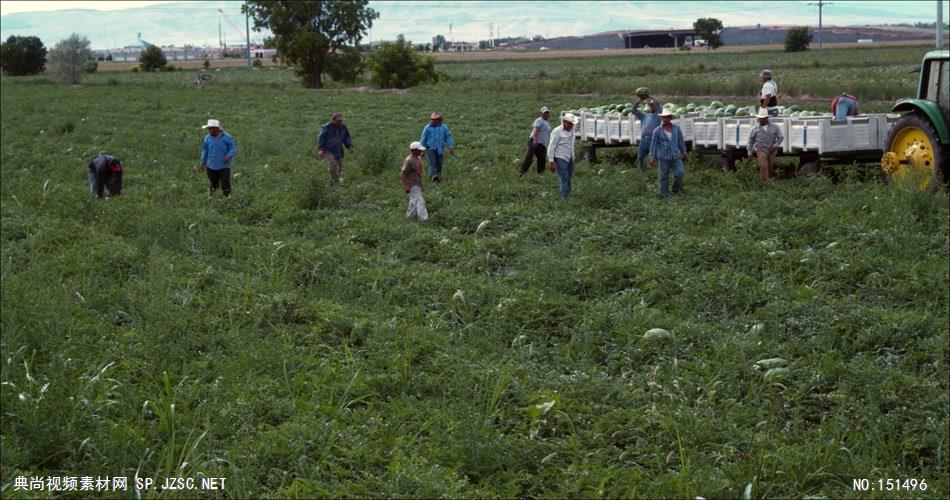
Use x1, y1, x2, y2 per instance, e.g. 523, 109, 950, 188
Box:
785, 27, 812, 52
693, 18, 723, 50
432, 34, 446, 52
245, 0, 378, 89
47, 33, 92, 84
138, 44, 167, 71
1, 35, 47, 76
368, 34, 438, 89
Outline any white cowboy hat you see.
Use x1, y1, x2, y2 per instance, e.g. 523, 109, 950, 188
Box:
659, 109, 674, 117
202, 119, 221, 129
410, 141, 426, 151
540, 106, 550, 113
562, 112, 578, 124
756, 108, 770, 118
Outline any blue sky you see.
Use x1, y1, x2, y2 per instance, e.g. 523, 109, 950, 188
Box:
0, 0, 945, 48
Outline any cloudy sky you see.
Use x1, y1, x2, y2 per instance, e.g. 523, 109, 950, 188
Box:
0, 0, 945, 48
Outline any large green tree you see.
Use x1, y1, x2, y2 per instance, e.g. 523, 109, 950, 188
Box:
244, 0, 378, 88
47, 34, 92, 84
368, 34, 438, 89
0, 35, 47, 76
138, 44, 167, 71
785, 27, 812, 52
693, 17, 723, 50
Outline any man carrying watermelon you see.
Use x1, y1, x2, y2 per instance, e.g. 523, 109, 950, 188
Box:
758, 69, 779, 117
632, 87, 662, 172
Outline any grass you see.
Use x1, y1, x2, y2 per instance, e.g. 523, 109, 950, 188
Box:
1, 44, 948, 498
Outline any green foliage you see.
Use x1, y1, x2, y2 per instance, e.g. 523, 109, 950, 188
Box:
138, 44, 168, 71
253, 58, 263, 68
1, 47, 947, 498
0, 35, 47, 76
785, 27, 812, 52
83, 59, 98, 74
47, 33, 93, 84
203, 58, 210, 69
693, 17, 723, 49
244, 0, 379, 88
369, 34, 438, 89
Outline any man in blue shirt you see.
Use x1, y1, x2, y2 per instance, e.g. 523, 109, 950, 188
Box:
419, 111, 454, 183
633, 96, 662, 172
649, 110, 688, 197
317, 112, 354, 185
200, 119, 237, 197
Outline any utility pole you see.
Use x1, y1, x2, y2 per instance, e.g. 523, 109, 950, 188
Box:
938, 0, 945, 50
808, 0, 831, 52
245, 0, 251, 69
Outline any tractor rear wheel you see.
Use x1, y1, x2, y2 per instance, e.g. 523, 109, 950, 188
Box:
881, 113, 947, 191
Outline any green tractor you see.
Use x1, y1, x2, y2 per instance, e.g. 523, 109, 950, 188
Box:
881, 49, 949, 190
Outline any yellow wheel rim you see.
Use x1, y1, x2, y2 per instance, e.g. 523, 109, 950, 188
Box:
886, 127, 935, 190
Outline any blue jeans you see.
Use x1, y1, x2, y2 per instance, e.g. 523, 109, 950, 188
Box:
554, 157, 574, 199
636, 137, 652, 171
426, 150, 444, 177
657, 158, 684, 197
834, 96, 857, 120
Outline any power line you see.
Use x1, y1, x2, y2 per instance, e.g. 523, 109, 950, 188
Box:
807, 0, 832, 51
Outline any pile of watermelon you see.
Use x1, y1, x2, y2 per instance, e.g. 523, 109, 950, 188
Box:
564, 101, 828, 118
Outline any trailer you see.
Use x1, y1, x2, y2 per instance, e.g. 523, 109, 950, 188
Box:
565, 110, 899, 175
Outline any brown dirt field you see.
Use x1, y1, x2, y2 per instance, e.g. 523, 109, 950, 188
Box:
97, 58, 280, 72
95, 39, 938, 72
430, 39, 938, 62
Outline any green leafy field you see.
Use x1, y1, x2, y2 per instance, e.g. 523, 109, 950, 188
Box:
2, 45, 948, 498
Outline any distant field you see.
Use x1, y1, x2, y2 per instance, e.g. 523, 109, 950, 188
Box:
2, 44, 947, 498
430, 39, 940, 62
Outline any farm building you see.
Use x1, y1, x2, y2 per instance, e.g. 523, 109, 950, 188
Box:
622, 29, 703, 48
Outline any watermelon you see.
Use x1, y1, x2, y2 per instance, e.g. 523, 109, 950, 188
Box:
709, 101, 724, 109
635, 87, 650, 98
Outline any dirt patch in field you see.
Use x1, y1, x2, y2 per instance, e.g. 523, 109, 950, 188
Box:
431, 40, 936, 62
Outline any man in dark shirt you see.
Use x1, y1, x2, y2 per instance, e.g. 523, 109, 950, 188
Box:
87, 154, 122, 198
317, 112, 354, 185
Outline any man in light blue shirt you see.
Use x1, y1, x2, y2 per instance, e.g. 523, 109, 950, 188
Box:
200, 118, 237, 197
633, 97, 662, 172
419, 111, 454, 183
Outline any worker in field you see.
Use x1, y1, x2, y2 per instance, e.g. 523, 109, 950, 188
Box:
747, 108, 784, 186
548, 113, 579, 199
401, 141, 429, 221
757, 69, 779, 117
519, 106, 551, 176
199, 119, 237, 197
649, 109, 688, 197
831, 93, 860, 120
87, 153, 123, 198
633, 94, 663, 172
419, 111, 454, 183
317, 112, 354, 185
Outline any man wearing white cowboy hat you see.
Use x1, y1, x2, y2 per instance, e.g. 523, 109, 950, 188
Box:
649, 109, 688, 197
548, 112, 578, 199
419, 111, 454, 183
519, 106, 551, 176
401, 141, 429, 221
199, 118, 237, 197
747, 108, 784, 186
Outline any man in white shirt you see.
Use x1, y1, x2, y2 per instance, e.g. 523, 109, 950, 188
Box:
758, 69, 778, 117
547, 113, 578, 199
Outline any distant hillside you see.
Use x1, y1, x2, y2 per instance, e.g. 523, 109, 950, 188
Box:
506, 25, 943, 51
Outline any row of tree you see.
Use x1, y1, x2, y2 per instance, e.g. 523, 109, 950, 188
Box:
1, 34, 173, 82
1, 3, 816, 89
